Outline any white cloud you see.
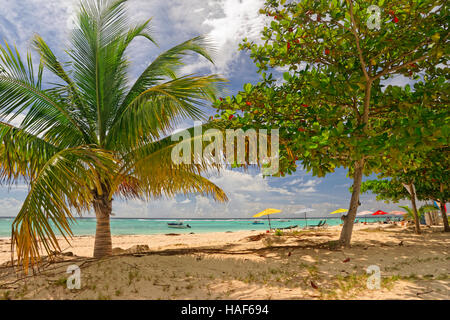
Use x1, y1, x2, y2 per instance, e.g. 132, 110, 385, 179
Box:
298, 179, 321, 188
0, 198, 23, 216
201, 0, 268, 76
0, 0, 268, 87
210, 169, 293, 196
281, 176, 322, 194
285, 178, 304, 186
297, 187, 317, 193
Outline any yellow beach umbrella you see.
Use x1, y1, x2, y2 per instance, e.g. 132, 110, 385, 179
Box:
330, 208, 348, 215
253, 208, 281, 230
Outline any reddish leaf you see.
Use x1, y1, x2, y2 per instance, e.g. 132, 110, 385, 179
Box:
310, 280, 319, 290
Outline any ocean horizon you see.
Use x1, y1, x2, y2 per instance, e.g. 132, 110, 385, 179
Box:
0, 216, 388, 237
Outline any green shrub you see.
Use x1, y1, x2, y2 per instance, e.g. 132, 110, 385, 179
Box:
275, 229, 283, 236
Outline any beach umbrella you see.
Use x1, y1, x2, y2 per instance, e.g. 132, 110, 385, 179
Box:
372, 210, 388, 216
330, 208, 348, 220
253, 208, 281, 230
330, 208, 348, 215
372, 210, 388, 221
295, 208, 315, 227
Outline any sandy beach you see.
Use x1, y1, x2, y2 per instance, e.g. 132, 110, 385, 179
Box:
0, 223, 448, 300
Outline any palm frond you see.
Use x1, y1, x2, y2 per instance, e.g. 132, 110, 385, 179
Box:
419, 204, 438, 215
107, 74, 227, 150
32, 35, 94, 134
0, 41, 88, 144
399, 205, 414, 217
11, 146, 117, 271
120, 35, 217, 111
112, 121, 264, 203
69, 0, 130, 144
0, 121, 58, 184
117, 18, 157, 58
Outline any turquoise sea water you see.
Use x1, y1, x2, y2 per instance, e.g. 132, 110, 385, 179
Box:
0, 217, 389, 237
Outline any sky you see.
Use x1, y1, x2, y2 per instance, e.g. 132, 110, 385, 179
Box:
0, 0, 414, 218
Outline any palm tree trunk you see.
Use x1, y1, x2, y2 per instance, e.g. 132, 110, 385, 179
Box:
93, 194, 113, 258
339, 159, 364, 247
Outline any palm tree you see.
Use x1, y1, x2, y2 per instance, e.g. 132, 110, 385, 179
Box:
399, 204, 437, 221
0, 0, 228, 270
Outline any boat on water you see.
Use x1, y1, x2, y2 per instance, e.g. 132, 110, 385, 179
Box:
252, 220, 264, 225
167, 222, 191, 229
279, 220, 291, 222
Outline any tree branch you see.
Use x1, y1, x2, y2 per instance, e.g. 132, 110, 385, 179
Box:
347, 0, 370, 81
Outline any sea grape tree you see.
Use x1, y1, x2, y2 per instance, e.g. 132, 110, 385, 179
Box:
215, 0, 448, 245
362, 145, 450, 232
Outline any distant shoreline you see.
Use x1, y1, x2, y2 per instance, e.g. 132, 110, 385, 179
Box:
0, 217, 390, 238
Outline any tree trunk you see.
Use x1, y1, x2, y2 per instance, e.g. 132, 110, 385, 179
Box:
339, 159, 364, 247
339, 76, 371, 247
93, 194, 113, 258
409, 184, 421, 235
440, 200, 449, 232
440, 183, 449, 232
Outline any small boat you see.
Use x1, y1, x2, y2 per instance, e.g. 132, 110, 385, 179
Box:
279, 220, 291, 222
252, 220, 264, 225
167, 222, 191, 229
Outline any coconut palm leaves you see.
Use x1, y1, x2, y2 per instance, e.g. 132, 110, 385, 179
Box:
0, 0, 228, 271
12, 147, 117, 270
399, 204, 439, 220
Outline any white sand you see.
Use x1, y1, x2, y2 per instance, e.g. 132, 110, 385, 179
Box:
0, 223, 449, 300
